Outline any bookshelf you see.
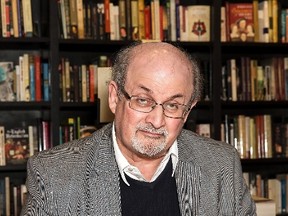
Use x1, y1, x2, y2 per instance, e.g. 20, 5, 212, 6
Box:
1, 0, 288, 214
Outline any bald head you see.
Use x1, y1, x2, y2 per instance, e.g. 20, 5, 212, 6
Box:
111, 42, 203, 103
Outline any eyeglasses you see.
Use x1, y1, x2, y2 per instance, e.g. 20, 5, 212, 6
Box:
120, 89, 190, 119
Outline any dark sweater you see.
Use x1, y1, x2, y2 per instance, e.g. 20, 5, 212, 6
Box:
120, 158, 181, 216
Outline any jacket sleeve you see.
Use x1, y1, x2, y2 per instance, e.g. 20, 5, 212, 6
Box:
20, 156, 53, 216
233, 149, 257, 215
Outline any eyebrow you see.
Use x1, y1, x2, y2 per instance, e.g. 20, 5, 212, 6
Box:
138, 85, 185, 101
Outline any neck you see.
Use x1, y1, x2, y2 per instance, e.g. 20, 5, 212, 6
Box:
126, 152, 166, 181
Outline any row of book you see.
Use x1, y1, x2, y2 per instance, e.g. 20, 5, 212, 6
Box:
0, 0, 48, 38
221, 0, 283, 43
58, 0, 211, 41
222, 114, 288, 159
59, 56, 109, 103
244, 173, 287, 214
0, 116, 99, 166
0, 119, 51, 166
0, 55, 50, 102
222, 57, 288, 102
0, 177, 26, 215
59, 116, 97, 144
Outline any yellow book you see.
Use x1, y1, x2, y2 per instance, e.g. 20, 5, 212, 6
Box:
76, 0, 84, 39
253, 0, 259, 42
11, 0, 19, 37
97, 67, 114, 123
272, 0, 278, 42
22, 0, 33, 37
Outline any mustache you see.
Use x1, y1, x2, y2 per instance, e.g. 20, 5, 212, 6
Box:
136, 124, 168, 136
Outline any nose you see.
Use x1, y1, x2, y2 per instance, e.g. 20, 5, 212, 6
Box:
145, 104, 166, 129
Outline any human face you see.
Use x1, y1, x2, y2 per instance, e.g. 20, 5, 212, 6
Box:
108, 44, 196, 160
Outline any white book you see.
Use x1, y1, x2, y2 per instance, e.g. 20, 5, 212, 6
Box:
28, 125, 34, 156
187, 5, 210, 42
97, 67, 114, 123
22, 54, 30, 101
230, 59, 237, 101
169, 0, 176, 41
113, 5, 120, 40
258, 0, 269, 42
109, 3, 116, 40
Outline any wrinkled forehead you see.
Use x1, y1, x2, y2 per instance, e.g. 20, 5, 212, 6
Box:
129, 43, 192, 72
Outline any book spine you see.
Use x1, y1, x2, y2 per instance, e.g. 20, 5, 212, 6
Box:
34, 55, 41, 101
42, 62, 49, 101
29, 55, 35, 101
138, 0, 145, 40
76, 0, 84, 39
22, 0, 33, 37
11, 0, 19, 37
0, 126, 5, 166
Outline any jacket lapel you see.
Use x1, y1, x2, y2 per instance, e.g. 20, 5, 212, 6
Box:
85, 124, 122, 215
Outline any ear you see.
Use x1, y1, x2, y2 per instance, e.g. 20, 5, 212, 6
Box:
108, 81, 119, 114
183, 101, 197, 122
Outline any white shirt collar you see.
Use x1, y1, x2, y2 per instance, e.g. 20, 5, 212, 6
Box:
112, 123, 178, 186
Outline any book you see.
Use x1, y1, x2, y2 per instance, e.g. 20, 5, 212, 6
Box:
97, 67, 114, 123
69, 0, 78, 38
226, 2, 255, 42
4, 126, 30, 165
79, 125, 97, 138
22, 0, 33, 37
187, 5, 210, 42
196, 124, 210, 138
220, 6, 227, 42
42, 62, 50, 101
253, 195, 276, 216
0, 126, 5, 166
258, 0, 269, 42
0, 62, 15, 102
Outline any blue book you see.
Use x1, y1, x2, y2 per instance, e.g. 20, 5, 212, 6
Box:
29, 63, 35, 101
42, 63, 50, 101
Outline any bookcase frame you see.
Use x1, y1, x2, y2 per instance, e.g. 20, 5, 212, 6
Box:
0, 0, 288, 214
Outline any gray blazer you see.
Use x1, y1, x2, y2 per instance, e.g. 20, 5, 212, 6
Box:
21, 123, 256, 215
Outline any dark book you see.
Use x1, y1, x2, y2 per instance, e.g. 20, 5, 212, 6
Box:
4, 127, 30, 165
96, 1, 105, 40
31, 0, 41, 37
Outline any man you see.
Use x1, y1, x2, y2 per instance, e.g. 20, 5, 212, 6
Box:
21, 42, 256, 215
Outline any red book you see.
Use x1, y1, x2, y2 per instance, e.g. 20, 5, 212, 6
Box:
225, 2, 255, 42
89, 65, 95, 102
34, 55, 42, 101
104, 0, 110, 39
144, 5, 151, 39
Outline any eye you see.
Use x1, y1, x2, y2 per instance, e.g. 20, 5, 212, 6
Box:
134, 97, 153, 107
164, 102, 180, 111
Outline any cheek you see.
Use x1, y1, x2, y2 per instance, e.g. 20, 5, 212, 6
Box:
166, 120, 184, 141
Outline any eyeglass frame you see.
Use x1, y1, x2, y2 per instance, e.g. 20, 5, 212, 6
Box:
119, 88, 191, 119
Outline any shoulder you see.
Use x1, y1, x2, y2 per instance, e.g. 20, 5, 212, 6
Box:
29, 123, 113, 167
178, 129, 238, 164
